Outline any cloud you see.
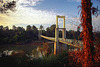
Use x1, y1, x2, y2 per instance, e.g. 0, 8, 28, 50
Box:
67, 0, 81, 2
92, 16, 100, 31
19, 0, 43, 7
12, 6, 57, 24
0, 0, 57, 28
66, 24, 78, 31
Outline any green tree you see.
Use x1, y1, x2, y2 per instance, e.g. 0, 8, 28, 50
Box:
17, 27, 25, 32
12, 25, 17, 30
50, 24, 56, 32
26, 25, 31, 31
39, 25, 44, 35
39, 25, 44, 30
0, 25, 3, 30
46, 27, 51, 37
32, 25, 38, 31
13, 35, 19, 43
3, 26, 9, 30
46, 24, 56, 37
50, 24, 56, 37
32, 25, 38, 40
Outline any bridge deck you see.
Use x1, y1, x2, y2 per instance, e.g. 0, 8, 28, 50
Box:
40, 35, 83, 48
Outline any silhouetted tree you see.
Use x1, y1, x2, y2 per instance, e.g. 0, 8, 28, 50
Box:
46, 27, 51, 37
3, 26, 9, 30
0, 0, 16, 13
32, 25, 38, 31
26, 25, 31, 31
50, 24, 56, 32
17, 27, 25, 32
0, 25, 3, 30
32, 25, 38, 40
39, 25, 44, 34
12, 25, 17, 30
39, 25, 44, 30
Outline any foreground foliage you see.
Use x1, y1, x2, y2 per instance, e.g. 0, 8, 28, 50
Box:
0, 51, 68, 67
0, 48, 100, 67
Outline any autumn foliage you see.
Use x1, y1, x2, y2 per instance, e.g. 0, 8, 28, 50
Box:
68, 47, 100, 67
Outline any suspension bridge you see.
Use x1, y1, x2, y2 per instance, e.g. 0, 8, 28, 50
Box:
40, 15, 83, 55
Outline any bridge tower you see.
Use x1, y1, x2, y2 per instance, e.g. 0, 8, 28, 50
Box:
54, 15, 66, 55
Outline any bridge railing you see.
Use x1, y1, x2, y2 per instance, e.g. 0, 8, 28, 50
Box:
40, 35, 83, 48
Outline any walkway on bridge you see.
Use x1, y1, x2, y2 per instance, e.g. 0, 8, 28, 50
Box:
40, 35, 83, 48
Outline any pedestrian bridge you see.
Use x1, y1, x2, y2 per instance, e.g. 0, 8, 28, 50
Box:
40, 35, 83, 48
40, 15, 83, 55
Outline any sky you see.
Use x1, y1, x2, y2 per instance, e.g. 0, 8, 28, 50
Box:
0, 0, 100, 31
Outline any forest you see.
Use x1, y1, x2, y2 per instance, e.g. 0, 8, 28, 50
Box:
0, 24, 85, 45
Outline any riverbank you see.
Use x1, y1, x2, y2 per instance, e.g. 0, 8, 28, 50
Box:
0, 41, 54, 54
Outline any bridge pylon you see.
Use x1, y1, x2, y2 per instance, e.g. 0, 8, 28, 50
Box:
54, 15, 67, 55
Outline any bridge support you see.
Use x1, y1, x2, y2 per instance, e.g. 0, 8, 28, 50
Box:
54, 15, 67, 55
54, 28, 60, 55
62, 28, 66, 40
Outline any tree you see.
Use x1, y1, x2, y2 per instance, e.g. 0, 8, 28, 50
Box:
46, 27, 51, 37
32, 25, 38, 40
17, 27, 25, 32
3, 26, 9, 30
26, 25, 31, 31
0, 25, 3, 30
12, 25, 17, 30
50, 24, 56, 37
46, 24, 56, 37
50, 24, 56, 32
32, 25, 38, 31
39, 25, 44, 30
81, 0, 95, 67
39, 25, 44, 34
0, 0, 16, 13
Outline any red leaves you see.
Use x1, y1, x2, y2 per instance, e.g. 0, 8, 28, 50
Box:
68, 51, 84, 67
68, 49, 100, 67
